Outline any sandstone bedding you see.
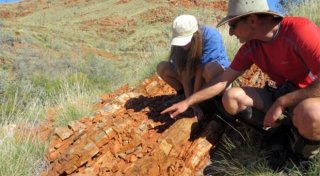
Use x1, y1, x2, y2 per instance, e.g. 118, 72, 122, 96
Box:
40, 65, 270, 176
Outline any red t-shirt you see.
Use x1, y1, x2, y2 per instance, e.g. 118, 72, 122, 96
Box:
230, 17, 320, 88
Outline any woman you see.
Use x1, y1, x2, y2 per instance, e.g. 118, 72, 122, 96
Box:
157, 14, 230, 118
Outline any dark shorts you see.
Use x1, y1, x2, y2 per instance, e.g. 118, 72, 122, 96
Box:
265, 82, 320, 159
198, 95, 235, 123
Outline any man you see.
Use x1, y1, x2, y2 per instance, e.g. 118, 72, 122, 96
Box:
161, 0, 320, 166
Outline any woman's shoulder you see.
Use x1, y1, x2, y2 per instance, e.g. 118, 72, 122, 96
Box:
200, 25, 217, 32
200, 25, 220, 37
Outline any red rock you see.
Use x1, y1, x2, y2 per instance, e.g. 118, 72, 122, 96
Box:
68, 121, 86, 132
47, 150, 60, 162
54, 127, 73, 140
42, 74, 240, 175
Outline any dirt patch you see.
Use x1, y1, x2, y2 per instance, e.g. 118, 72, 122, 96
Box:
0, 11, 15, 18
168, 0, 227, 10
0, 2, 38, 19
81, 15, 136, 37
82, 47, 119, 60
139, 6, 174, 24
115, 0, 131, 4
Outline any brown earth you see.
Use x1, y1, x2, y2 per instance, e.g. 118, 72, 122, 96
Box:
139, 6, 175, 24
37, 65, 271, 176
168, 0, 227, 10
82, 47, 119, 60
0, 0, 226, 19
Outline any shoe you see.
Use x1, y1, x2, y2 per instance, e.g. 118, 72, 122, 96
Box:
287, 149, 313, 172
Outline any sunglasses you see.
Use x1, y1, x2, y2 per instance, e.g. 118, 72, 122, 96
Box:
228, 16, 248, 30
228, 20, 242, 30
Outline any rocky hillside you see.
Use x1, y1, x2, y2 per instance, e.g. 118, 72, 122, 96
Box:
0, 0, 227, 64
0, 0, 273, 175
37, 64, 270, 176
40, 75, 224, 175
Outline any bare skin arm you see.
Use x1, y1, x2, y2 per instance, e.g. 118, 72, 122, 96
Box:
264, 79, 320, 127
161, 68, 243, 118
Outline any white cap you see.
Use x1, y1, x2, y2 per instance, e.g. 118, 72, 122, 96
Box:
171, 15, 198, 46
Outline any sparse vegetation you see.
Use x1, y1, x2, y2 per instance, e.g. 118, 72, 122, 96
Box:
0, 0, 319, 175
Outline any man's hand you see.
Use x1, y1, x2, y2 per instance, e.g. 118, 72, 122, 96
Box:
161, 100, 189, 118
263, 100, 285, 129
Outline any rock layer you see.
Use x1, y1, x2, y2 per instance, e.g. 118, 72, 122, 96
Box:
42, 75, 225, 176
42, 65, 271, 175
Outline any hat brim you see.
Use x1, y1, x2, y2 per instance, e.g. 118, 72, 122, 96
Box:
171, 34, 193, 46
216, 11, 283, 28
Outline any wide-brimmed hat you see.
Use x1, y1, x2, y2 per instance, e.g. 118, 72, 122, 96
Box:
217, 0, 283, 28
171, 15, 198, 46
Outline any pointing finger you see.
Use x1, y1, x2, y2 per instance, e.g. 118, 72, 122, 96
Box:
161, 106, 174, 115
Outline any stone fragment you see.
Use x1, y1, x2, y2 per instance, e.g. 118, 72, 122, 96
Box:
115, 93, 130, 104
74, 167, 94, 176
93, 150, 114, 171
159, 139, 172, 156
101, 104, 121, 115
79, 116, 92, 125
128, 154, 138, 163
104, 127, 116, 139
68, 121, 86, 132
145, 81, 158, 94
110, 140, 121, 155
54, 127, 73, 140
47, 150, 60, 162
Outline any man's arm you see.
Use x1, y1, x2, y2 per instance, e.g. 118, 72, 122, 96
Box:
161, 68, 243, 118
264, 79, 320, 128
277, 79, 320, 108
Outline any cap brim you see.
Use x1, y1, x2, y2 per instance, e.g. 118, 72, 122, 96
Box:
216, 11, 283, 28
171, 35, 193, 46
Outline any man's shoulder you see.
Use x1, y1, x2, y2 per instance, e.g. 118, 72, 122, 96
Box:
281, 16, 319, 38
282, 16, 315, 27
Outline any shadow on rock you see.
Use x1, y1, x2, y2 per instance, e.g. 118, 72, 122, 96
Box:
124, 94, 195, 133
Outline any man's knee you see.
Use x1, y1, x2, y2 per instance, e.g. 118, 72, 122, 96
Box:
293, 98, 320, 141
289, 98, 320, 159
222, 87, 245, 115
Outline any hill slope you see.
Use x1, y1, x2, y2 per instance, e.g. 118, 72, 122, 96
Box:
0, 0, 235, 175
